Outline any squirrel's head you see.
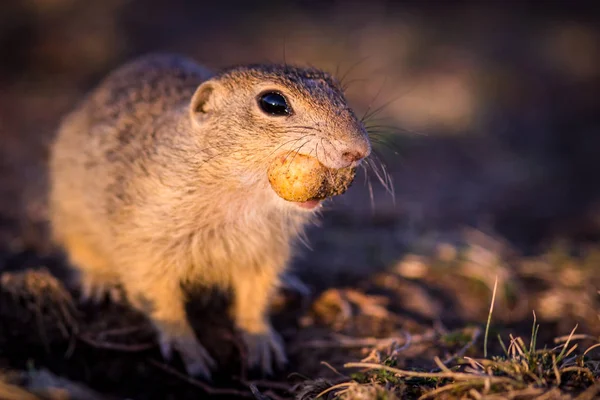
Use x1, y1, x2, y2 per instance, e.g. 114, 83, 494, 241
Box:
187, 64, 371, 210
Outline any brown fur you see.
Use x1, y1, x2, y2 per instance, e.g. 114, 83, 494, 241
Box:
49, 53, 370, 378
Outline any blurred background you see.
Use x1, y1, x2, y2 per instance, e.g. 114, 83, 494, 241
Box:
1, 0, 599, 253
0, 0, 599, 322
0, 1, 599, 397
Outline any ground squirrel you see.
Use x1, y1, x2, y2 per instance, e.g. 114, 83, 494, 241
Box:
49, 54, 371, 378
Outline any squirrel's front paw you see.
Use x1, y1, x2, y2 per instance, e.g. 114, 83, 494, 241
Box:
77, 272, 123, 304
158, 329, 216, 379
242, 326, 287, 376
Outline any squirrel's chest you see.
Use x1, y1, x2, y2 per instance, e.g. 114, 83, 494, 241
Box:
182, 223, 294, 286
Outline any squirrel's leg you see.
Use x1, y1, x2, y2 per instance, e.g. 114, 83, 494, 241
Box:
61, 233, 122, 303
231, 267, 287, 375
120, 265, 216, 379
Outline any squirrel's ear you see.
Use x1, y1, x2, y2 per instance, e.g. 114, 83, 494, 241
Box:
189, 80, 221, 124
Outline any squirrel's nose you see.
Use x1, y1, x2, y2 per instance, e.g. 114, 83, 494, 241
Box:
341, 150, 365, 164
318, 129, 371, 169
338, 137, 371, 167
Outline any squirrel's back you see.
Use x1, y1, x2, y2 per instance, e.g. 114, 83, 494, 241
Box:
83, 54, 213, 128
49, 54, 213, 245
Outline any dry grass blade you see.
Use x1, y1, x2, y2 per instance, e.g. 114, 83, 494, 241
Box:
555, 325, 578, 367
560, 366, 596, 380
433, 356, 452, 373
484, 277, 498, 358
555, 334, 599, 343
418, 380, 490, 400
583, 343, 600, 357
338, 323, 600, 399
314, 381, 354, 399
343, 362, 516, 384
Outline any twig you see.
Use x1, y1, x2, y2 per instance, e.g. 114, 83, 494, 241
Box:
148, 358, 253, 397
300, 331, 432, 350
223, 331, 249, 380
301, 335, 403, 349
262, 390, 289, 400
439, 328, 482, 368
78, 334, 155, 352
234, 377, 292, 391
249, 384, 270, 400
320, 361, 347, 378
389, 331, 413, 358
96, 325, 150, 339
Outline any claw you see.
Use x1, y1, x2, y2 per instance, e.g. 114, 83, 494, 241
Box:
78, 273, 122, 304
280, 272, 311, 297
158, 331, 216, 380
158, 337, 173, 361
242, 327, 287, 376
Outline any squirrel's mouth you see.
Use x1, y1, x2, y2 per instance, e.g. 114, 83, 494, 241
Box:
292, 199, 322, 210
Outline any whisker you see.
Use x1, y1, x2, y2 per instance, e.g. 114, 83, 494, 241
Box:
363, 114, 396, 123
258, 134, 316, 164
306, 141, 317, 159
364, 124, 401, 132
366, 125, 424, 138
282, 140, 308, 164
341, 77, 369, 92
337, 56, 371, 90
285, 140, 312, 173
361, 75, 424, 123
373, 152, 393, 193
319, 138, 338, 188
296, 227, 313, 250
319, 138, 330, 166
282, 35, 287, 66
323, 136, 341, 154
365, 153, 395, 203
361, 87, 422, 124
285, 125, 321, 131
360, 163, 375, 212
367, 135, 404, 155
362, 98, 396, 124
368, 139, 400, 155
183, 142, 238, 159
360, 74, 388, 123
193, 149, 232, 169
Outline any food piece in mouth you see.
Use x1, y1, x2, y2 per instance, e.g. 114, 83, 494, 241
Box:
267, 153, 356, 203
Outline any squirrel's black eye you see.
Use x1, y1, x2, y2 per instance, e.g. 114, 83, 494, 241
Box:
258, 92, 291, 116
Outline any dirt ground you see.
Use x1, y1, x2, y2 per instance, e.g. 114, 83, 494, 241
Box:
0, 1, 599, 399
